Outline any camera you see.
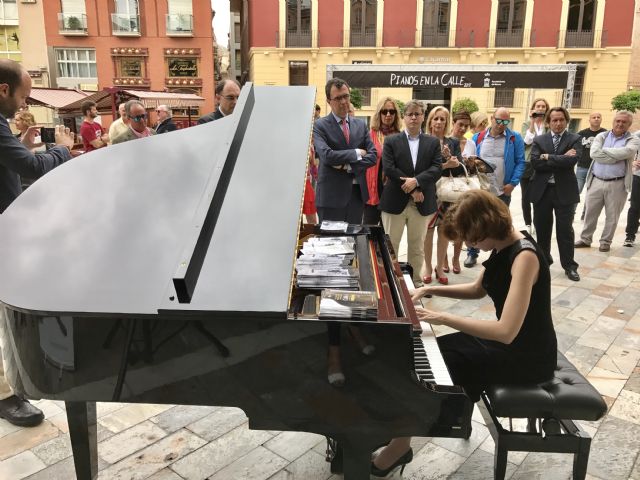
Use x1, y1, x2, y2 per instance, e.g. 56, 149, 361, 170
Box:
40, 127, 56, 144
532, 112, 545, 118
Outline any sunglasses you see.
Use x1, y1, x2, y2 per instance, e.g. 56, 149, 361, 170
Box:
380, 109, 397, 116
495, 119, 511, 126
131, 114, 147, 122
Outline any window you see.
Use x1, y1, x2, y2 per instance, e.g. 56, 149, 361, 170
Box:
286, 0, 311, 47
495, 0, 525, 47
0, 1, 18, 23
112, 0, 140, 34
61, 0, 84, 13
289, 61, 308, 86
350, 0, 377, 47
494, 61, 517, 107
567, 0, 595, 31
167, 0, 192, 34
56, 48, 97, 78
567, 61, 587, 107
422, 0, 450, 47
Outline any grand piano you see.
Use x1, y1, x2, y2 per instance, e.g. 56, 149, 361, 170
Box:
0, 84, 473, 479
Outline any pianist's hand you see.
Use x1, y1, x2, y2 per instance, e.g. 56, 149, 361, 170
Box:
411, 286, 431, 302
415, 307, 445, 325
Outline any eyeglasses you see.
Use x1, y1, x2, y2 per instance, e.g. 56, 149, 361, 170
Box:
221, 95, 239, 101
380, 109, 397, 116
405, 112, 423, 118
131, 114, 147, 122
495, 119, 511, 126
330, 93, 351, 103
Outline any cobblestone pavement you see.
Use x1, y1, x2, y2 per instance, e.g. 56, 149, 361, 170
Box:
2, 188, 640, 480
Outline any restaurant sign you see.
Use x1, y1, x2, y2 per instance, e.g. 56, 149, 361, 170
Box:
168, 58, 198, 77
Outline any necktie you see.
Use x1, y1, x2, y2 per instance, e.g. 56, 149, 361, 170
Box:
553, 134, 561, 153
341, 119, 350, 144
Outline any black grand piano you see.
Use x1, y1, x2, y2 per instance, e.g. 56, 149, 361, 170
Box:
0, 84, 473, 479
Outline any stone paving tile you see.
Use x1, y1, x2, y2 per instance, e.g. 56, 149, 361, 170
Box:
0, 421, 59, 461
24, 456, 76, 480
274, 450, 333, 480
0, 418, 21, 439
431, 420, 489, 457
96, 402, 128, 417
552, 286, 592, 310
587, 366, 628, 398
30, 433, 72, 466
403, 442, 466, 479
630, 454, 640, 480
556, 332, 578, 353
510, 452, 574, 480
97, 429, 206, 480
145, 467, 184, 480
595, 344, 640, 376
32, 400, 64, 420
577, 316, 627, 351
626, 366, 640, 394
185, 406, 248, 442
563, 343, 605, 377
608, 389, 640, 426
449, 449, 517, 480
150, 405, 217, 433
99, 420, 168, 464
99, 403, 173, 434
263, 431, 325, 462
478, 435, 528, 466
588, 416, 640, 480
0, 450, 46, 480
170, 424, 273, 479
208, 446, 289, 480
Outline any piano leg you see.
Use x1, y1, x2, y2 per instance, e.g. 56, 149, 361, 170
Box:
66, 401, 98, 480
341, 442, 372, 480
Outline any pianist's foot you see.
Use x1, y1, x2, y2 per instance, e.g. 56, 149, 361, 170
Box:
327, 346, 345, 387
0, 395, 44, 427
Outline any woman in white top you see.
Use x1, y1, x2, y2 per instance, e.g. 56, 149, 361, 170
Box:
520, 98, 549, 231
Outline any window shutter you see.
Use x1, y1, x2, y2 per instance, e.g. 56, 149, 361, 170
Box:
168, 0, 192, 14
61, 0, 85, 13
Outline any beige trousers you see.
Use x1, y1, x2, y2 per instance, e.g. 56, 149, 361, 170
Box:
580, 177, 628, 246
382, 202, 435, 283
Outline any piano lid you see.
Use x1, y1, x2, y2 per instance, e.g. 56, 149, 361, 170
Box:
0, 85, 316, 317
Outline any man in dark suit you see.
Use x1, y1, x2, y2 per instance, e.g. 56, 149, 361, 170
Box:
313, 77, 376, 223
380, 99, 442, 285
0, 59, 74, 427
154, 105, 177, 134
530, 106, 583, 281
197, 79, 241, 124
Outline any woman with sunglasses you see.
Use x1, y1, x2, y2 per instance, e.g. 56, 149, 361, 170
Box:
422, 106, 462, 285
363, 97, 402, 225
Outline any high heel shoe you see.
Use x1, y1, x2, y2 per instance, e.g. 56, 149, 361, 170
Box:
371, 448, 413, 477
422, 274, 432, 284
435, 266, 448, 285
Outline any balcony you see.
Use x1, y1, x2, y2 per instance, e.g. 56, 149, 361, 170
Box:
422, 28, 449, 47
0, 2, 18, 26
349, 28, 376, 47
58, 13, 88, 35
285, 29, 311, 48
564, 29, 594, 48
494, 28, 524, 47
488, 89, 524, 109
556, 90, 594, 110
111, 13, 140, 36
166, 14, 193, 36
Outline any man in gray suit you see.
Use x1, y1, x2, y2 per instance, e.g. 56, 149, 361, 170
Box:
313, 78, 376, 223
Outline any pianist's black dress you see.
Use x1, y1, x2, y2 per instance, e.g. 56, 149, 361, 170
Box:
436, 233, 557, 401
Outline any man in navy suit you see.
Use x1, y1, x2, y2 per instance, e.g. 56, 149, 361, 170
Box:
529, 107, 583, 281
313, 78, 377, 223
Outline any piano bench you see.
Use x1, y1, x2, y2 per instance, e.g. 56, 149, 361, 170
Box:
478, 351, 607, 480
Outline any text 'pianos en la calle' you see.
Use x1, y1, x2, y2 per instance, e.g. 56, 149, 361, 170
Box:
0, 84, 473, 479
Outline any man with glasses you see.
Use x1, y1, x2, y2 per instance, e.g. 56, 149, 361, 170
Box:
313, 77, 376, 224
465, 107, 525, 267
112, 100, 155, 144
198, 79, 241, 124
155, 105, 177, 134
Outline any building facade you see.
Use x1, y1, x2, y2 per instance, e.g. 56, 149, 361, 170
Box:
237, 0, 636, 131
0, 0, 20, 62
42, 0, 216, 122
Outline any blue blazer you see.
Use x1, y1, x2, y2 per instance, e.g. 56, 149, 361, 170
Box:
313, 114, 377, 209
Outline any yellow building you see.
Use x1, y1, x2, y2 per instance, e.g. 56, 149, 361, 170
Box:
237, 0, 636, 132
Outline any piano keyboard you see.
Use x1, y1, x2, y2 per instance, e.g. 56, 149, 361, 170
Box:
403, 274, 454, 386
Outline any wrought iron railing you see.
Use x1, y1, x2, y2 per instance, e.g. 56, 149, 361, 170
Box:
111, 13, 140, 35
494, 28, 524, 47
286, 29, 312, 47
422, 28, 449, 47
564, 29, 594, 48
166, 14, 193, 35
349, 28, 376, 47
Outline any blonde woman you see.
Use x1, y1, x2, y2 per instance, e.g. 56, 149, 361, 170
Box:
423, 106, 463, 285
364, 96, 402, 224
13, 110, 35, 141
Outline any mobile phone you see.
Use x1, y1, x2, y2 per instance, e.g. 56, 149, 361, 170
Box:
40, 127, 56, 144
532, 112, 545, 118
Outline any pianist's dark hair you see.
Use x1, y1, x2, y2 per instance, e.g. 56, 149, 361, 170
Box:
0, 59, 24, 96
215, 78, 241, 96
441, 190, 512, 245
325, 78, 349, 99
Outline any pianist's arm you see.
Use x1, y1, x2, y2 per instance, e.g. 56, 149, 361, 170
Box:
416, 249, 539, 345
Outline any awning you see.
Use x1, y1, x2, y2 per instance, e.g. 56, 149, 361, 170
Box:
58, 89, 205, 115
27, 88, 90, 109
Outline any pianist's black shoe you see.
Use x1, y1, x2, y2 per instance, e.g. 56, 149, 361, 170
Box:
0, 395, 44, 427
371, 448, 413, 477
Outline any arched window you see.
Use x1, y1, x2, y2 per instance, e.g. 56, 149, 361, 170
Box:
422, 0, 450, 47
566, 0, 595, 47
286, 0, 311, 47
495, 0, 526, 47
350, 0, 376, 47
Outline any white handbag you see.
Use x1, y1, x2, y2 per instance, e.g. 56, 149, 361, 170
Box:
436, 163, 489, 203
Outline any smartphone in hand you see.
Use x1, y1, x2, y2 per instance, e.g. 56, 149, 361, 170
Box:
40, 127, 56, 144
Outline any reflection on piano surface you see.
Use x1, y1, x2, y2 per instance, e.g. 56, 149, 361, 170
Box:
0, 83, 473, 479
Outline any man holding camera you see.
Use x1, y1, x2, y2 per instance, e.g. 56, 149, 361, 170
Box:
0, 59, 74, 426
